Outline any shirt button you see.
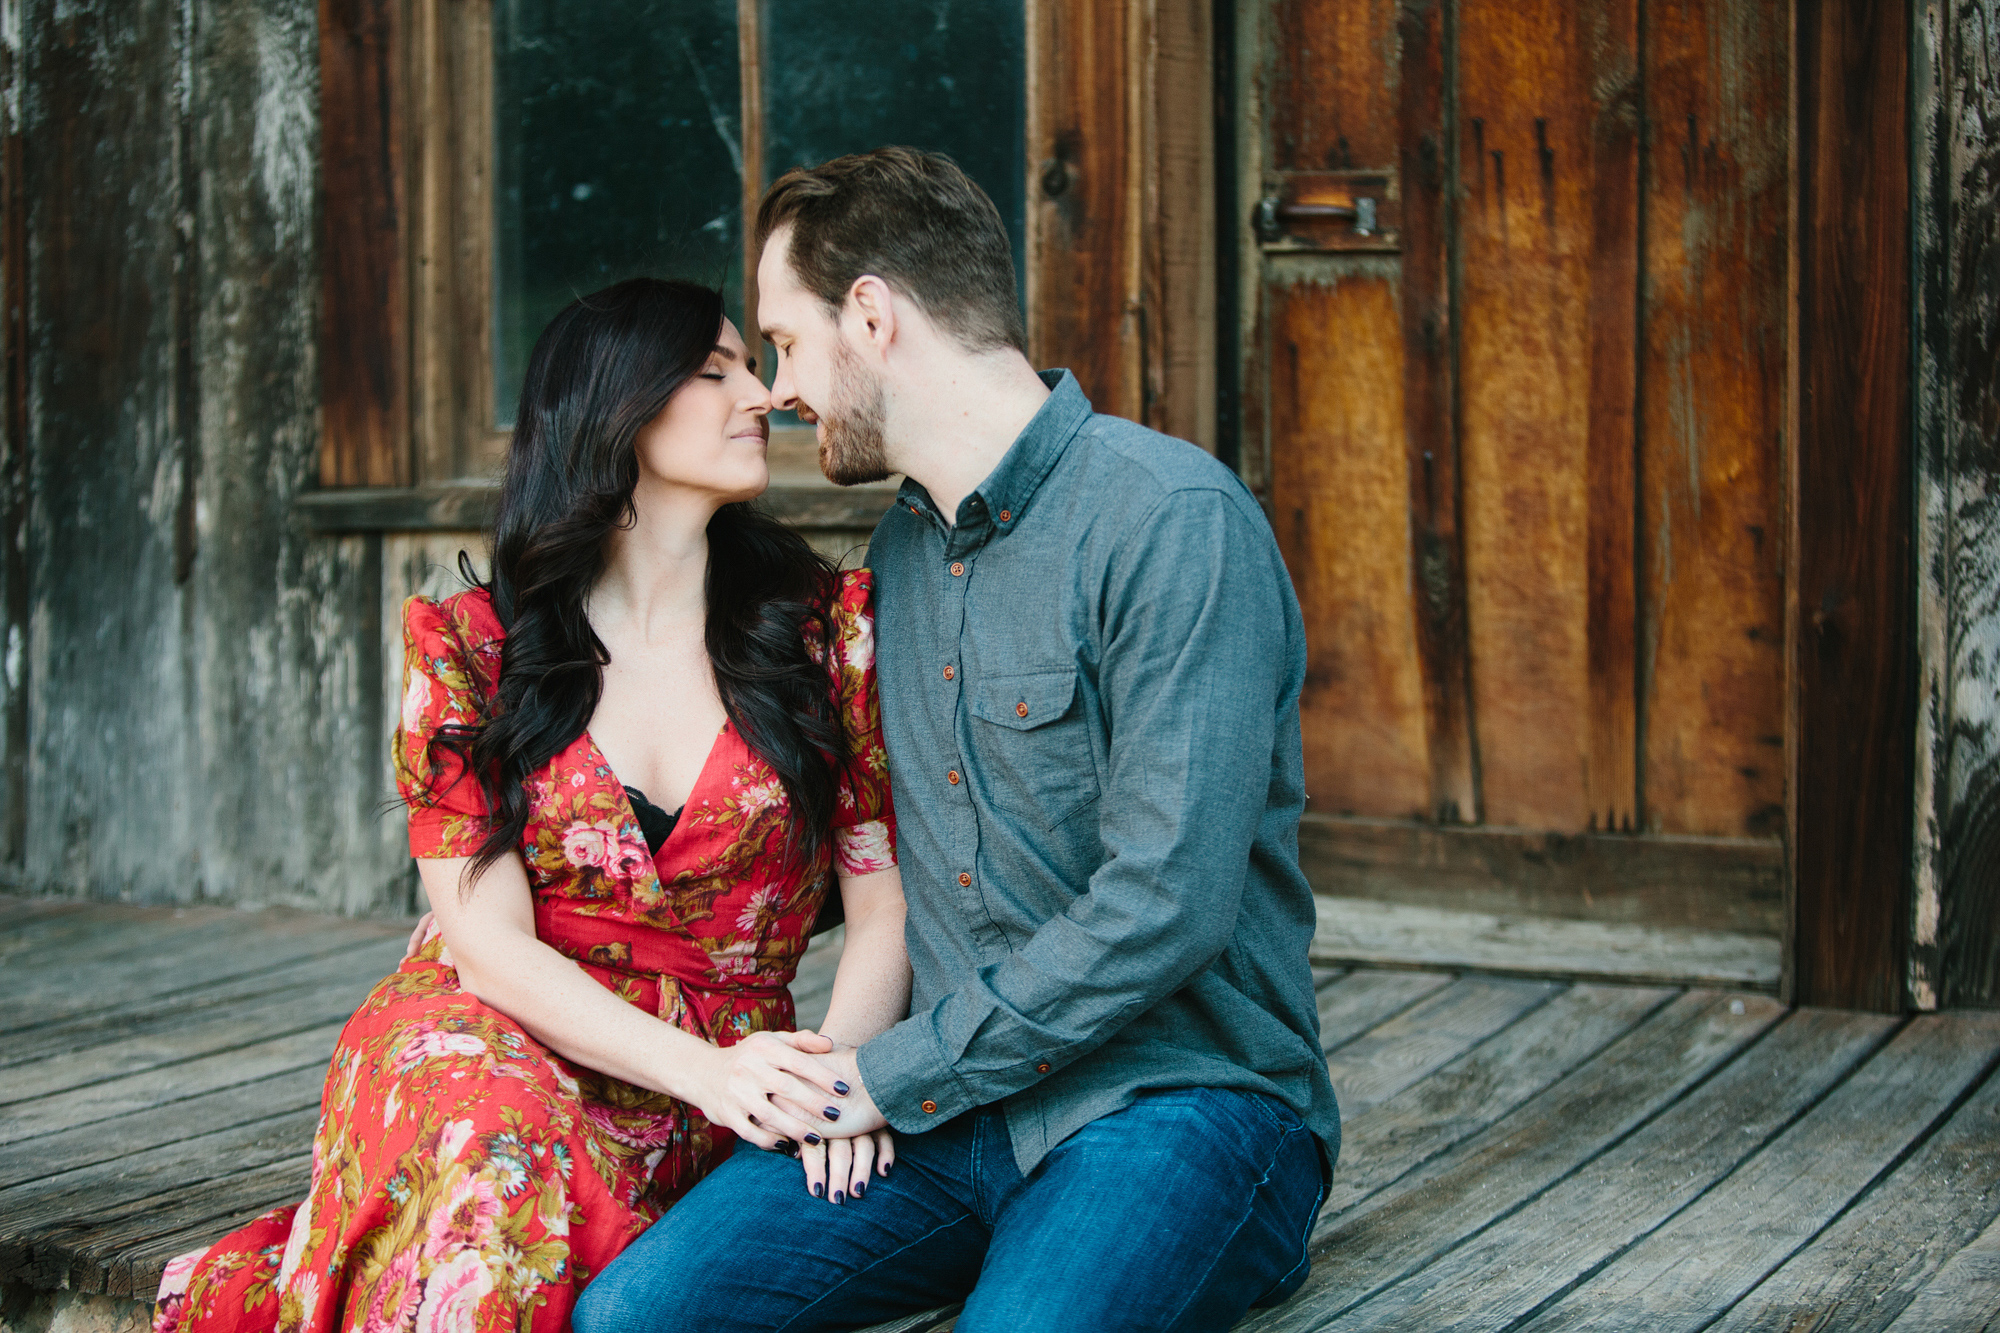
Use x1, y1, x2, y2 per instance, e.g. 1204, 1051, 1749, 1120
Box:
999, 509, 1012, 522
958, 872, 972, 887
1036, 1062, 1052, 1074
950, 561, 965, 577
1015, 701, 1030, 718
948, 769, 961, 785
943, 665, 955, 681
922, 1099, 939, 1114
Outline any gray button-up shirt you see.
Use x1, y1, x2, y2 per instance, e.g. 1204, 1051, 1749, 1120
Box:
853, 371, 1340, 1175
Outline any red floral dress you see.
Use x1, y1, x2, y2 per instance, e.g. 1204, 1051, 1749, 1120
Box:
153, 570, 894, 1333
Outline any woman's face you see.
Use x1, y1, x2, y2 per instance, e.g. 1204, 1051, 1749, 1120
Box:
631, 318, 773, 505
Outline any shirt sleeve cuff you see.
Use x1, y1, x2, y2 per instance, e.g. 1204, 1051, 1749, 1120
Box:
856, 1013, 981, 1130
833, 819, 896, 877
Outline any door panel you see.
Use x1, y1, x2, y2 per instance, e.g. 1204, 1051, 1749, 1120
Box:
1637, 0, 1789, 837
1245, 0, 1788, 916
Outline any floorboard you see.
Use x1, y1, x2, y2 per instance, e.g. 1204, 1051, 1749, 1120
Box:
1881, 1211, 2000, 1331
1704, 1056, 2000, 1332
1244, 991, 1783, 1332
1323, 976, 1559, 1117
1317, 1008, 1897, 1332
1514, 1013, 2000, 1333
1317, 971, 1456, 1051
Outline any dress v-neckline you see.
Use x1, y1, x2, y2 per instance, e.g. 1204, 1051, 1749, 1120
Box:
585, 718, 732, 860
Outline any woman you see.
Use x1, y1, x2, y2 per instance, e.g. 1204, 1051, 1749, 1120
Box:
154, 279, 909, 1333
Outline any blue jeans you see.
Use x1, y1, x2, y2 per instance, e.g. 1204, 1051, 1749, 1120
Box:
573, 1086, 1328, 1333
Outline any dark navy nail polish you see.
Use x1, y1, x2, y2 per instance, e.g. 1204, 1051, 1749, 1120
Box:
853, 1180, 866, 1198
824, 1106, 842, 1121
804, 1133, 822, 1145
832, 1190, 844, 1205
812, 1182, 824, 1198
833, 1081, 851, 1096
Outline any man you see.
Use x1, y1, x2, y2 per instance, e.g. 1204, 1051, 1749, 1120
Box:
574, 147, 1337, 1333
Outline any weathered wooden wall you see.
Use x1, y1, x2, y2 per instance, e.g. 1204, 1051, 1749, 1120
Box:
3, 0, 414, 915
1913, 0, 2000, 1007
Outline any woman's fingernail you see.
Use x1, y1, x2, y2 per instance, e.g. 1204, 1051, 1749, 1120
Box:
833, 1081, 851, 1096
853, 1180, 866, 1198
824, 1106, 842, 1121
812, 1182, 824, 1198
804, 1133, 822, 1145
832, 1190, 844, 1205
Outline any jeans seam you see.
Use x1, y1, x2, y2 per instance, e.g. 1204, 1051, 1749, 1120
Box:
1156, 1123, 1301, 1331
773, 1212, 982, 1333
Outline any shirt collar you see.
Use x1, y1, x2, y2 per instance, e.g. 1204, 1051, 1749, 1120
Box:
896, 370, 1092, 543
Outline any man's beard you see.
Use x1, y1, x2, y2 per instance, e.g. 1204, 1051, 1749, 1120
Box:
814, 339, 893, 486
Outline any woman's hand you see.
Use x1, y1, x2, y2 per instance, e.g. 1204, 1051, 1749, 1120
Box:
683, 1029, 852, 1152
405, 911, 436, 960
798, 1129, 896, 1204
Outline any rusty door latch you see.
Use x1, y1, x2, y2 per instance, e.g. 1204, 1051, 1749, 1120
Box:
1255, 193, 1376, 243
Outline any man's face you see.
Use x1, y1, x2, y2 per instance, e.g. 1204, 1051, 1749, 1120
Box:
758, 229, 893, 486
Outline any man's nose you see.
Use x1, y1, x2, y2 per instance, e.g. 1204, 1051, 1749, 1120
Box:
768, 356, 798, 411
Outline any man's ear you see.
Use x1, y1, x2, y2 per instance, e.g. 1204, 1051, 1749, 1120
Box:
845, 276, 898, 360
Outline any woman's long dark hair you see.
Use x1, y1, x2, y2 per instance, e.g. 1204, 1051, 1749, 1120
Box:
429, 277, 846, 884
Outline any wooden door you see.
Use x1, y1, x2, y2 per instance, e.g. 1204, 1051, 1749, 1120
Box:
1238, 0, 1790, 933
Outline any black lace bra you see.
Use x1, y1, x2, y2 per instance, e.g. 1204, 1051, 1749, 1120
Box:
620, 785, 684, 856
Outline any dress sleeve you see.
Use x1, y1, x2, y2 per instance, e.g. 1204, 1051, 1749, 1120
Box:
827, 570, 897, 877
394, 595, 499, 859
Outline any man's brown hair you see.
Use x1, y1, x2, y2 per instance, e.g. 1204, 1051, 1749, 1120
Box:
755, 147, 1026, 354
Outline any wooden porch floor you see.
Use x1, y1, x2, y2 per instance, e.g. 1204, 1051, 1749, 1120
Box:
1, 894, 1996, 1331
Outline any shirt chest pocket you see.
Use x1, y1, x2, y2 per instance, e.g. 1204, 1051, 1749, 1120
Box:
967, 669, 1101, 830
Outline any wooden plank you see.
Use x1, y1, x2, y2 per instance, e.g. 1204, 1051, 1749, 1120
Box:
1455, 0, 1638, 832
1911, 0, 2000, 1009
1266, 0, 1398, 172
0, 1107, 318, 1248
1029, 0, 1139, 419
1636, 0, 1789, 839
1789, 0, 1914, 1010
1319, 1007, 1896, 1332
0, 1067, 326, 1191
1267, 261, 1432, 818
1706, 1059, 2000, 1332
1516, 1013, 2000, 1332
317, 0, 408, 487
1316, 969, 1455, 1052
1145, 0, 1215, 447
1881, 1212, 2000, 1333
13, 1156, 312, 1296
1298, 815, 1784, 932
1319, 983, 1673, 1222
1394, 0, 1478, 825
0, 936, 400, 1069
1323, 976, 1557, 1117
1312, 895, 1781, 988
0, 1024, 344, 1148
0, 946, 392, 1104
0, 912, 402, 1035
0, 899, 92, 931
1239, 990, 1782, 1331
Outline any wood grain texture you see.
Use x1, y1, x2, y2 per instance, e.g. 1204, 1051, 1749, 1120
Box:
1323, 1008, 1894, 1332
1706, 1060, 2000, 1333
1252, 991, 1780, 1327
1029, 0, 1139, 419
1310, 983, 1672, 1224
1911, 0, 2000, 1008
1518, 1014, 2000, 1332
1315, 968, 1456, 1051
1637, 0, 1789, 838
1395, 0, 1478, 824
1881, 1212, 2000, 1332
1321, 975, 1556, 1115
1268, 264, 1432, 818
1456, 0, 1638, 832
1791, 0, 1916, 1011
317, 0, 408, 488
1298, 814, 1784, 931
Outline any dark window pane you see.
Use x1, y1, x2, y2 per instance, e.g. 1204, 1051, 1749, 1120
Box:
494, 0, 743, 427
760, 0, 1027, 304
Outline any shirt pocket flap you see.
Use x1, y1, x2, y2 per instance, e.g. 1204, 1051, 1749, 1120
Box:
970, 670, 1079, 731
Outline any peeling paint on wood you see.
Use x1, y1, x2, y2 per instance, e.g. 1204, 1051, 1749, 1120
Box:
1913, 0, 2000, 1008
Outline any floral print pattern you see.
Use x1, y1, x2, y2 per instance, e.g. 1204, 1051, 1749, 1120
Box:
154, 571, 894, 1333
